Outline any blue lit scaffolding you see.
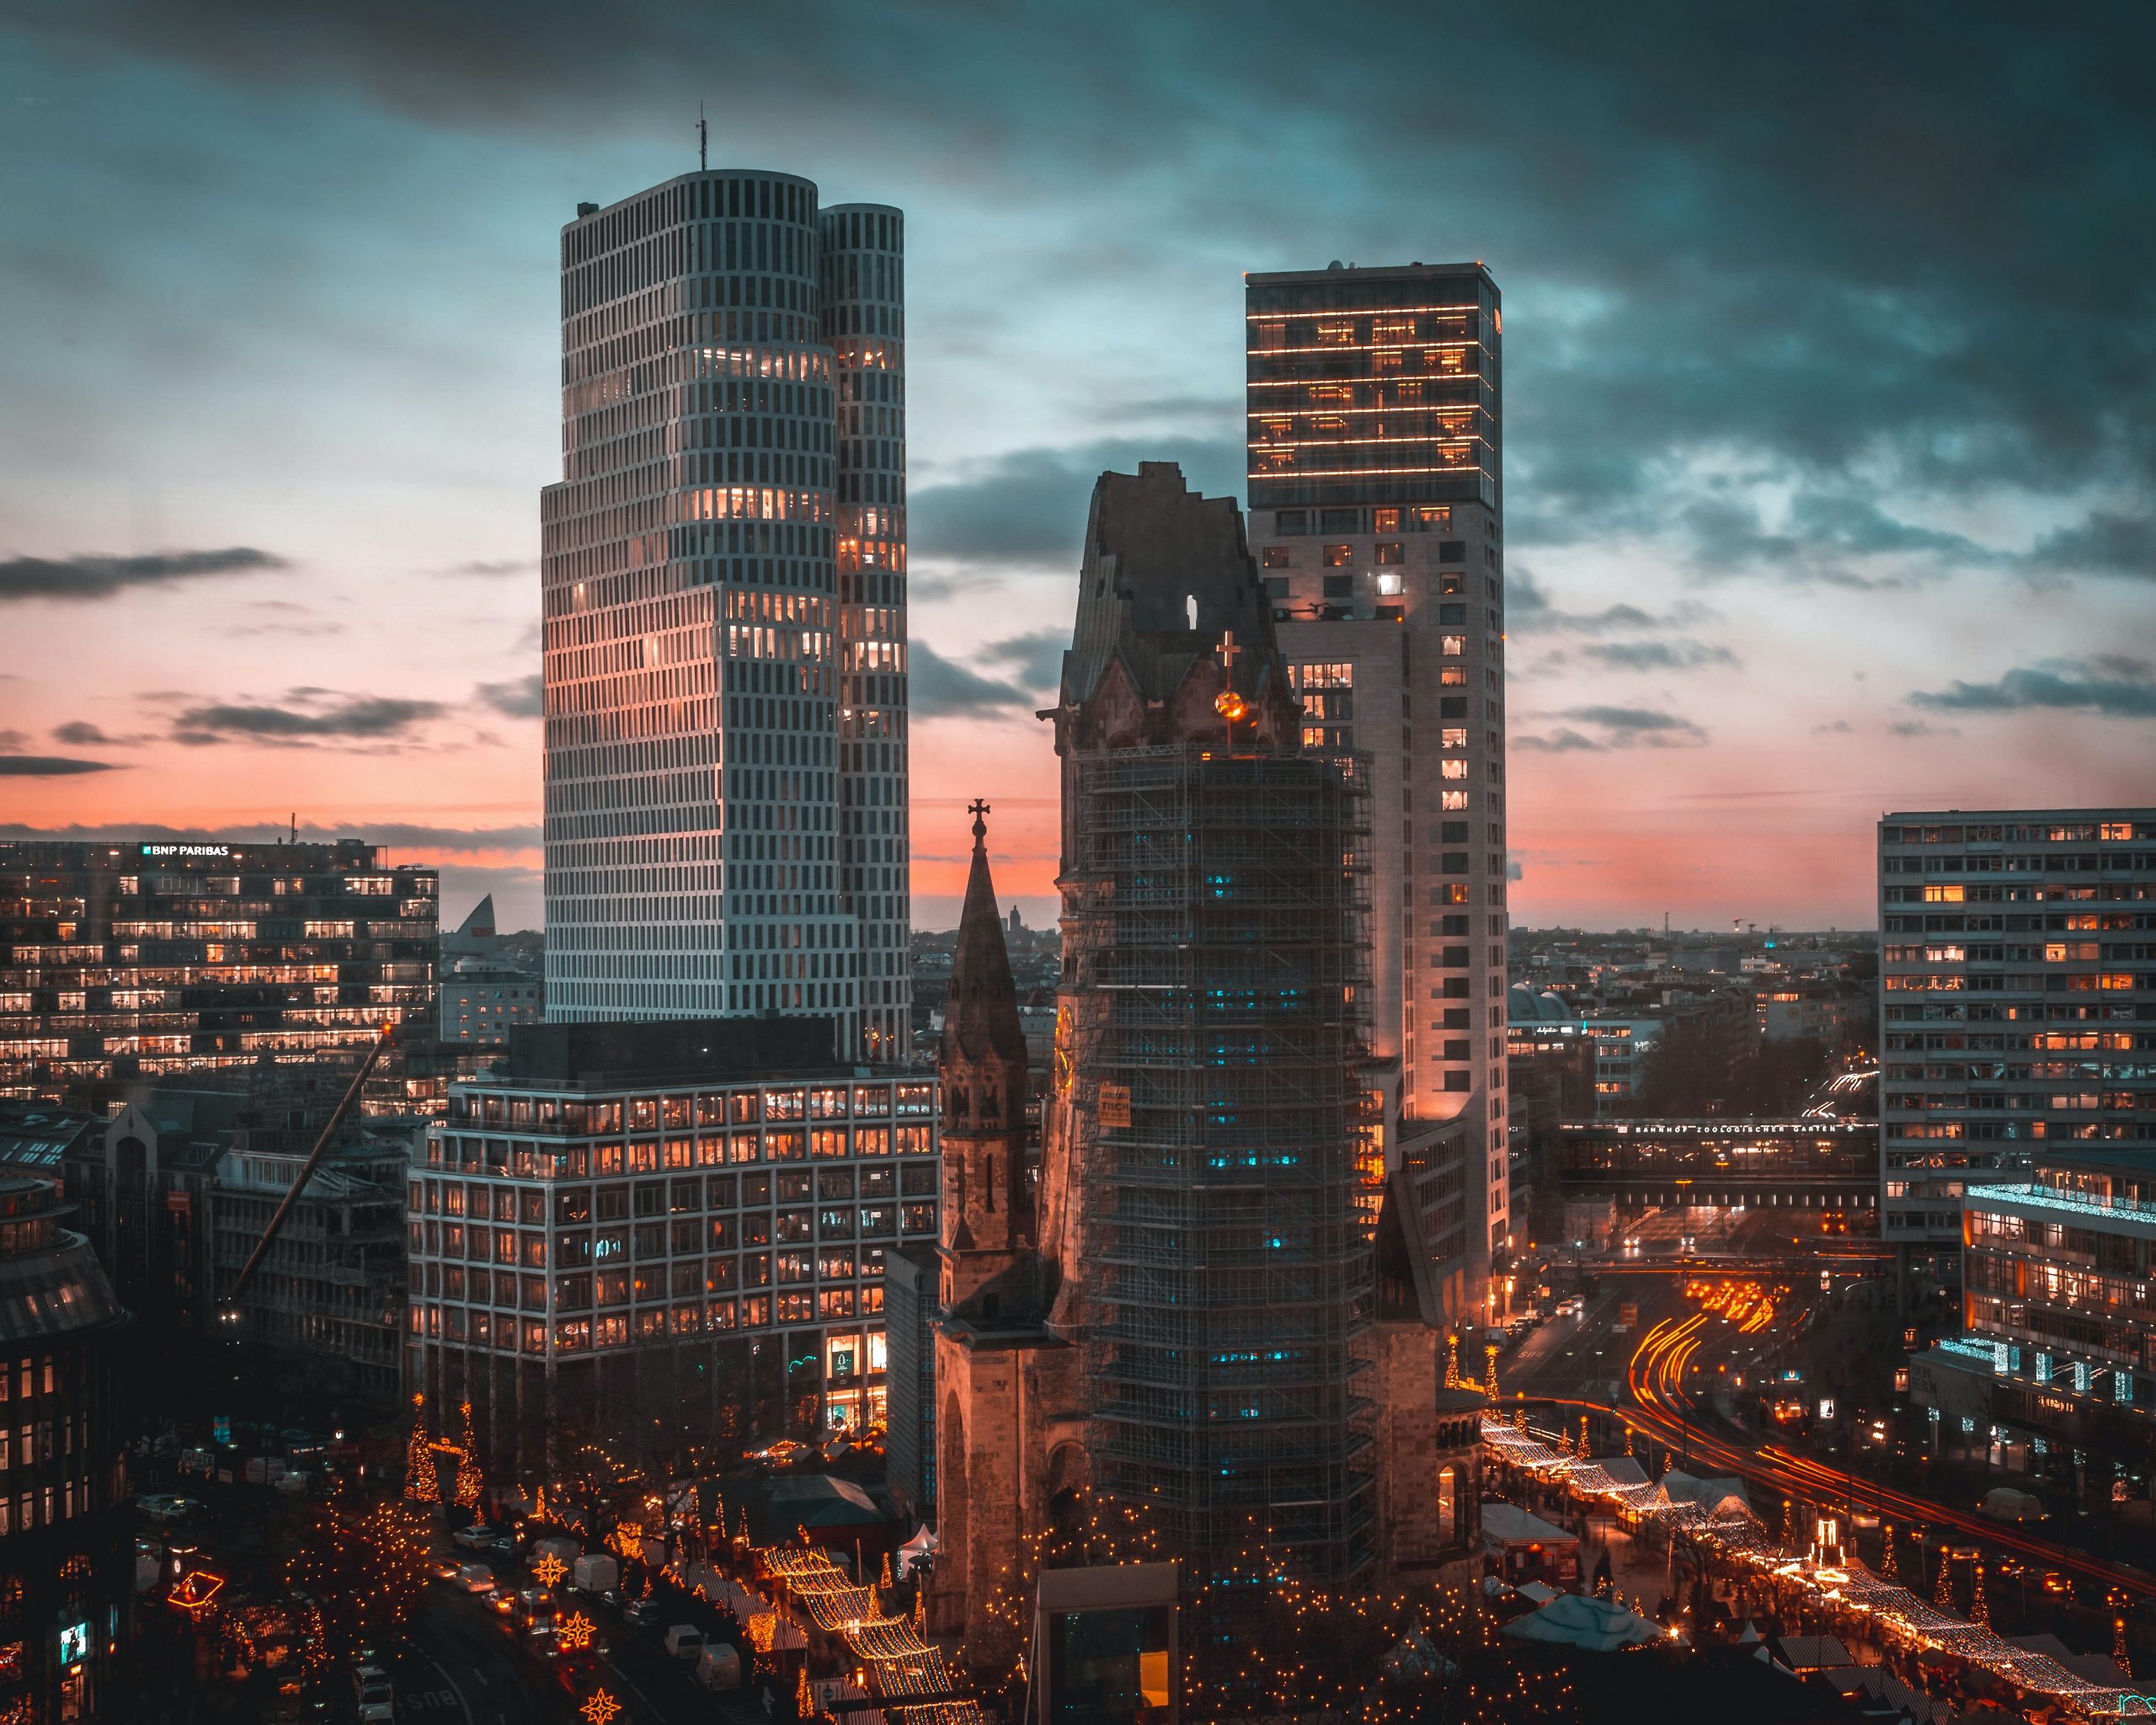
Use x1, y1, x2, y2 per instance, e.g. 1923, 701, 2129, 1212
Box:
1067, 745, 1376, 1581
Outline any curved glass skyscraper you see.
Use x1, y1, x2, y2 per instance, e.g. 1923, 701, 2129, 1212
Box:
541, 170, 910, 1061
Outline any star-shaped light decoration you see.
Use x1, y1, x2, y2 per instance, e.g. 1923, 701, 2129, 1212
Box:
580, 1689, 622, 1725
558, 1612, 595, 1653
534, 1551, 568, 1589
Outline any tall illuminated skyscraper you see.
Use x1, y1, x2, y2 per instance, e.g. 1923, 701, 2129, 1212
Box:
541, 169, 910, 1060
1246, 262, 1509, 1318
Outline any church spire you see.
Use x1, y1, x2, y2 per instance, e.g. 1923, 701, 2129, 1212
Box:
943, 800, 1027, 1067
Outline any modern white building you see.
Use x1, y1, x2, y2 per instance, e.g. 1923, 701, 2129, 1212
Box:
1878, 809, 2156, 1272
540, 169, 911, 1060
1246, 262, 1509, 1316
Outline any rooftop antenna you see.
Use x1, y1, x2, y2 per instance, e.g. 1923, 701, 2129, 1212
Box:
697, 101, 708, 172
290, 811, 297, 845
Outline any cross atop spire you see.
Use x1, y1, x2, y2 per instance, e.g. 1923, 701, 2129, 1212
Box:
1215, 630, 1241, 673
969, 798, 991, 847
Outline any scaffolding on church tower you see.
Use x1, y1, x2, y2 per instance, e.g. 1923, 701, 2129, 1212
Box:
1065, 741, 1376, 1582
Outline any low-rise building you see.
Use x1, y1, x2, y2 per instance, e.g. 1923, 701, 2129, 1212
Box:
1911, 1149, 2156, 1495
405, 1018, 939, 1471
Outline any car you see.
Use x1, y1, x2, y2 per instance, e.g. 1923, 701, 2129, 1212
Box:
352, 1664, 394, 1724
622, 1598, 659, 1628
453, 1525, 494, 1550
452, 1563, 496, 1594
489, 1536, 518, 1557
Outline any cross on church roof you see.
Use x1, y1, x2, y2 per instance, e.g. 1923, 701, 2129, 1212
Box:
1216, 630, 1241, 673
969, 798, 991, 843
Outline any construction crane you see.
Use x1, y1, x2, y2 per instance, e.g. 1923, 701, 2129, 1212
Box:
220, 1023, 395, 1319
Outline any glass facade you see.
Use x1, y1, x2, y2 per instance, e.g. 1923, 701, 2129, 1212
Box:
1878, 809, 2156, 1257
407, 1069, 940, 1450
541, 172, 910, 1058
0, 841, 436, 1110
1246, 264, 1510, 1281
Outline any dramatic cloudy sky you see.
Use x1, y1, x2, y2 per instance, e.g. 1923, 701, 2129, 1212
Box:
3, 3, 2151, 931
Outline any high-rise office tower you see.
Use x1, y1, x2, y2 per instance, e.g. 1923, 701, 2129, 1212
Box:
1245, 263, 1509, 1319
542, 169, 911, 1060
1877, 809, 2156, 1277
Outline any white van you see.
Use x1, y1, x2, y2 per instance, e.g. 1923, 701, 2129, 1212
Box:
665, 1625, 704, 1659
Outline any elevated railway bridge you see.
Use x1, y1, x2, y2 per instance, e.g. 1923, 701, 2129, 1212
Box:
1554, 1118, 1876, 1214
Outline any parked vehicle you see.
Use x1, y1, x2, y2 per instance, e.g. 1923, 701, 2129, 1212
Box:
665, 1625, 704, 1659
352, 1664, 394, 1724
1980, 1487, 2045, 1524
273, 1472, 315, 1498
622, 1599, 659, 1629
453, 1525, 494, 1550
696, 1644, 743, 1690
452, 1563, 496, 1594
243, 1457, 288, 1487
571, 1553, 618, 1594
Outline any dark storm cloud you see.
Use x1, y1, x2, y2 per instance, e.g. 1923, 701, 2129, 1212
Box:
441, 558, 536, 577
171, 692, 445, 745
2026, 510, 2156, 583
23, 1, 2156, 591
976, 629, 1068, 691
1516, 705, 1708, 752
1578, 639, 1738, 673
909, 643, 1033, 718
0, 755, 121, 776
0, 545, 286, 602
1507, 572, 1713, 637
1908, 657, 2156, 718
50, 721, 121, 745
473, 676, 543, 718
912, 438, 1241, 569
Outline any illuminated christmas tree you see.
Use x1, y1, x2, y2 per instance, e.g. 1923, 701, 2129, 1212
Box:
1969, 1564, 1989, 1629
2116, 1616, 2132, 1680
1935, 1549, 1956, 1610
1880, 1524, 1897, 1582
1482, 1344, 1500, 1401
1444, 1333, 1460, 1390
403, 1395, 433, 1503
453, 1402, 483, 1509
1624, 1426, 1634, 1458
1513, 1406, 1527, 1433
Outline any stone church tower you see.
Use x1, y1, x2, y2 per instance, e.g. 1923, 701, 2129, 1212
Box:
925, 806, 1087, 1653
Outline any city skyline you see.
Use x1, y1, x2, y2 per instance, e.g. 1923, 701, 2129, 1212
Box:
3, 7, 2153, 934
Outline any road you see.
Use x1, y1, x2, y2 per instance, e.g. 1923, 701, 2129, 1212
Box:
408, 1545, 772, 1725
1619, 1288, 2156, 1602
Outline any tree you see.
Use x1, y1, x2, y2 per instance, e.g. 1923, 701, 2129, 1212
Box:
286, 1494, 430, 1670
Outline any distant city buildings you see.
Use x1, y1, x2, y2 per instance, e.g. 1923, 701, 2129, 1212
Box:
0, 841, 437, 1111
540, 169, 912, 1060
1878, 809, 2156, 1271
438, 895, 545, 1044
405, 1018, 939, 1468
1247, 261, 1510, 1312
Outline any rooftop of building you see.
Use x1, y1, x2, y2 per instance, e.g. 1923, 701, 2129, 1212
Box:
0, 1099, 96, 1170
486, 1017, 850, 1092
1245, 259, 1497, 286
0, 1178, 126, 1342
0, 836, 419, 872
1879, 806, 2153, 823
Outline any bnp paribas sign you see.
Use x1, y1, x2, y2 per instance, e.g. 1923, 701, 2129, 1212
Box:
139, 843, 232, 858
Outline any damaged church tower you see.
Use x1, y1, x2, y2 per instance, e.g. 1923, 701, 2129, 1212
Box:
930, 463, 1480, 1648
